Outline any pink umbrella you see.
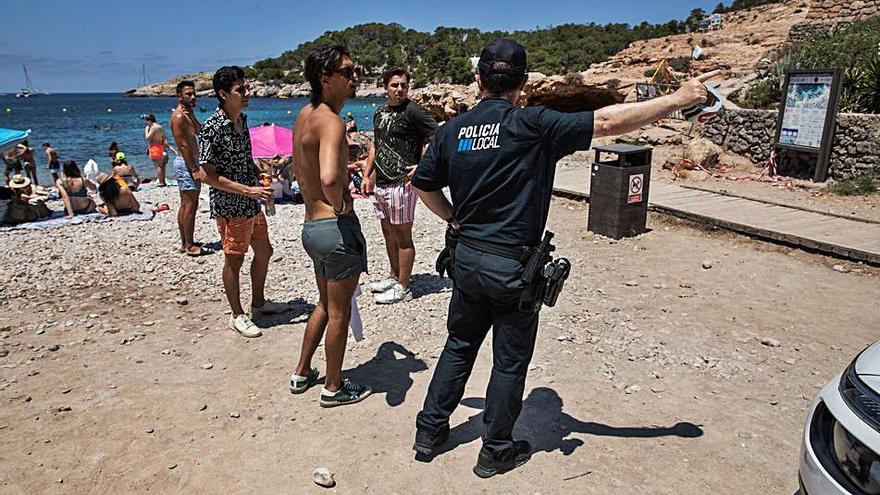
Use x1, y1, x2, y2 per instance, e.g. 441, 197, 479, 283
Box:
249, 124, 293, 158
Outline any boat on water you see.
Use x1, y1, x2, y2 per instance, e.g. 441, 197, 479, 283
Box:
16, 64, 43, 98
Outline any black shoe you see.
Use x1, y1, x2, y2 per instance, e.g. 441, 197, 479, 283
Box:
412, 425, 450, 461
473, 441, 532, 479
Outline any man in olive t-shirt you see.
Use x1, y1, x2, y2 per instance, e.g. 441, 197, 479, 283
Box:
363, 67, 438, 304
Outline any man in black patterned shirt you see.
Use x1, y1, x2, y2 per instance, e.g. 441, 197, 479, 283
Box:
362, 67, 437, 304
198, 66, 289, 338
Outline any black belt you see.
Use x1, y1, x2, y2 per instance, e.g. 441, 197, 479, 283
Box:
458, 235, 531, 262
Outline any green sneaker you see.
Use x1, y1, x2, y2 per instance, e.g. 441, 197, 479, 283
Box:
289, 368, 319, 394
319, 379, 372, 408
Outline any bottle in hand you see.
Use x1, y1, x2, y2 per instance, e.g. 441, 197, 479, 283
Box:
260, 173, 276, 216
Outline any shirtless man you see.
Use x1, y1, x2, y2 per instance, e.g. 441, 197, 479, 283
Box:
42, 143, 60, 182
170, 80, 208, 256
16, 140, 38, 186
144, 114, 177, 187
290, 44, 372, 408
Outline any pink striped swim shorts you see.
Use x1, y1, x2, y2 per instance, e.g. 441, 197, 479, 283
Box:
372, 178, 418, 225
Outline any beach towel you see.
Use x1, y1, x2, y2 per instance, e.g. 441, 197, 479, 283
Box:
0, 202, 156, 232
138, 180, 178, 191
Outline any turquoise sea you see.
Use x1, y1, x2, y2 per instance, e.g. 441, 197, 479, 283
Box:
0, 93, 381, 184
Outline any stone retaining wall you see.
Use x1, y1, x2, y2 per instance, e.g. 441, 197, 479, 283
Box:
789, 0, 878, 42
701, 108, 880, 179
806, 0, 879, 21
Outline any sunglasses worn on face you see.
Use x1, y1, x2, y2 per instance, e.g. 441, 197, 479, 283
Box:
389, 82, 409, 89
233, 86, 250, 95
334, 66, 359, 80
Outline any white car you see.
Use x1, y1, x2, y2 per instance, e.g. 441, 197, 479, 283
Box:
800, 340, 880, 494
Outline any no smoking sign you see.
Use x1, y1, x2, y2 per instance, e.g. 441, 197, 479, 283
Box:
627, 174, 644, 203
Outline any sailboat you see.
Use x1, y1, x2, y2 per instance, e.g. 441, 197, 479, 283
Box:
16, 64, 43, 98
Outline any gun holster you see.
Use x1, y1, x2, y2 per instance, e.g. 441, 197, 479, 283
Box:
435, 226, 459, 280
517, 231, 571, 313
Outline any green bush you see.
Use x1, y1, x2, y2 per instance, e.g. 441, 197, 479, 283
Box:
747, 17, 880, 113
743, 77, 781, 108
668, 56, 691, 73
830, 175, 879, 196
242, 16, 702, 86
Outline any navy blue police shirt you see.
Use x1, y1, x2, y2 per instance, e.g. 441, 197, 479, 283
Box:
412, 98, 594, 246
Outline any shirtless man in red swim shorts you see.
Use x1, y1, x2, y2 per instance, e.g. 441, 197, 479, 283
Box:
144, 114, 177, 187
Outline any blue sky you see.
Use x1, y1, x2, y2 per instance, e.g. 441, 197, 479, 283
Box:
1, 0, 721, 93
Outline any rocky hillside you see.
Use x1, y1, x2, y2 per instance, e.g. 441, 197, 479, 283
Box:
584, 1, 809, 98
125, 73, 386, 99
124, 72, 213, 98
127, 0, 808, 113
413, 1, 810, 118
410, 75, 625, 121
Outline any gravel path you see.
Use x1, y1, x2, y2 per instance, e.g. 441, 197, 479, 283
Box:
0, 184, 877, 493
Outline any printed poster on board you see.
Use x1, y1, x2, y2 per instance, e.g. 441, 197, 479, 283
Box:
778, 74, 833, 150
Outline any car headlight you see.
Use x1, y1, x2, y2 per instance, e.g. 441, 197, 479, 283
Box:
832, 420, 880, 494
833, 356, 880, 494
840, 359, 880, 434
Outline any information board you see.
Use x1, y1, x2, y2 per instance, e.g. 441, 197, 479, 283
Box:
773, 69, 842, 182
778, 74, 834, 150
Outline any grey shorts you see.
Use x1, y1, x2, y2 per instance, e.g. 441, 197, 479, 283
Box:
301, 215, 367, 281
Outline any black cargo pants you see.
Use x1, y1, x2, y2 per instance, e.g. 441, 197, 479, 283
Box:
416, 242, 539, 461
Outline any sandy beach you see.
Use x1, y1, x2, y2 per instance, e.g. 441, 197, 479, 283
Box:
0, 179, 877, 493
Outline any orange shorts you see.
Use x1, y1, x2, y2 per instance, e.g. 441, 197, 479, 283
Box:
215, 212, 270, 255
148, 144, 164, 160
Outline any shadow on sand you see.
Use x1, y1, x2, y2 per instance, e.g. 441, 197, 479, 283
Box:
255, 297, 316, 328
344, 341, 428, 406
429, 387, 703, 458
409, 273, 453, 300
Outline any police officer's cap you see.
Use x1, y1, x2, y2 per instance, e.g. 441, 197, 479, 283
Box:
477, 39, 527, 76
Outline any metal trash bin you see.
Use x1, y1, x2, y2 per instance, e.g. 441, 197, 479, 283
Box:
587, 144, 652, 239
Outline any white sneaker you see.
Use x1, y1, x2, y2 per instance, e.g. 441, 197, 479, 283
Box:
375, 283, 413, 304
229, 314, 262, 338
369, 277, 398, 293
251, 299, 290, 319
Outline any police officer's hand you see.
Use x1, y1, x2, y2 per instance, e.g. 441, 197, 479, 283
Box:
673, 70, 722, 109
405, 165, 417, 182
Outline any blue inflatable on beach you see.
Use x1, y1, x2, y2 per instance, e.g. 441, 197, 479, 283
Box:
0, 128, 30, 153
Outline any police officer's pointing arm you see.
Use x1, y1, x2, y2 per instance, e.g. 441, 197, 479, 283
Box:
593, 71, 720, 138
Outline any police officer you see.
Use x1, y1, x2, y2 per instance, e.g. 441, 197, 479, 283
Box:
411, 39, 718, 478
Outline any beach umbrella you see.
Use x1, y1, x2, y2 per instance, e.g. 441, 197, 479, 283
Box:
249, 124, 293, 158
0, 128, 30, 153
